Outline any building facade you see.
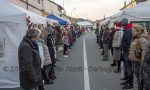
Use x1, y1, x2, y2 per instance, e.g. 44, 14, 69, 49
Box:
7, 0, 44, 16
43, 0, 66, 17
7, 0, 66, 17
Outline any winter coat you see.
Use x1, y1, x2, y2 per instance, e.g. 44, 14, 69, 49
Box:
18, 36, 42, 89
47, 34, 55, 54
129, 34, 147, 62
143, 40, 150, 90
40, 39, 52, 66
120, 23, 133, 51
55, 30, 62, 45
108, 30, 116, 49
112, 30, 123, 48
102, 30, 109, 44
62, 35, 69, 45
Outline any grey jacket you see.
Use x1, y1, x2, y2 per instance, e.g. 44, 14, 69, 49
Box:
18, 37, 42, 89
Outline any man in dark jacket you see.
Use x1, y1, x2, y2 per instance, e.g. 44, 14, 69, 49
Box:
102, 25, 109, 61
46, 27, 57, 80
18, 29, 42, 90
120, 18, 133, 89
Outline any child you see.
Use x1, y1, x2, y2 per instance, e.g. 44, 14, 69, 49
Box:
62, 32, 69, 57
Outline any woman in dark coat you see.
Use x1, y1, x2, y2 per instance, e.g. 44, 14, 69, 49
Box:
18, 29, 42, 90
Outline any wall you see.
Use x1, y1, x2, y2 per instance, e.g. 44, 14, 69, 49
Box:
7, 0, 43, 16
43, 0, 62, 16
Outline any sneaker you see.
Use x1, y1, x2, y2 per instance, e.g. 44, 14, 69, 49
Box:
63, 55, 68, 58
122, 84, 133, 89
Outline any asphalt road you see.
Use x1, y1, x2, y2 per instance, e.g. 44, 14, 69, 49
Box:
1, 31, 137, 90
47, 31, 123, 90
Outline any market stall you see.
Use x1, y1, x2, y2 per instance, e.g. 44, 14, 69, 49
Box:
0, 0, 47, 88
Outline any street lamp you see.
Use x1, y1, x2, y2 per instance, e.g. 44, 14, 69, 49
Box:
71, 8, 76, 17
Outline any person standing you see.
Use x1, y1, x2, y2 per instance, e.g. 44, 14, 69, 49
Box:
46, 26, 57, 80
108, 27, 116, 66
62, 32, 69, 57
129, 25, 147, 90
18, 29, 42, 90
143, 29, 150, 90
120, 18, 133, 89
102, 24, 109, 61
112, 22, 123, 72
99, 25, 105, 55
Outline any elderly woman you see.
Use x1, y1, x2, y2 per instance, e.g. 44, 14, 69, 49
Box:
129, 25, 147, 90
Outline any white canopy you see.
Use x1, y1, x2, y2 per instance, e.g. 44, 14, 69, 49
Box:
110, 0, 150, 22
0, 0, 47, 88
11, 3, 47, 24
77, 21, 93, 26
124, 0, 150, 21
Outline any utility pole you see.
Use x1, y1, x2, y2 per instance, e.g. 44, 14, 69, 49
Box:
63, 0, 65, 8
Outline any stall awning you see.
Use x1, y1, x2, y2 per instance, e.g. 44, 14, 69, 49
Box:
47, 14, 70, 25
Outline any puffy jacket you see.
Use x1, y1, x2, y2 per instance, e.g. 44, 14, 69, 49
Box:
129, 33, 147, 62
18, 37, 42, 89
112, 30, 123, 48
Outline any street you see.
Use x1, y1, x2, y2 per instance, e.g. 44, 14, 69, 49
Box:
1, 32, 139, 90
46, 32, 122, 90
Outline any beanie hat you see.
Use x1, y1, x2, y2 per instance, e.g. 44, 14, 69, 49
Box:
121, 18, 129, 26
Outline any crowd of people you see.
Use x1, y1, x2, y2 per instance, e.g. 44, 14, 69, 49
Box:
18, 24, 84, 90
96, 18, 150, 90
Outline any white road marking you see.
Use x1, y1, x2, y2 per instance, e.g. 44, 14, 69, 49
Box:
83, 35, 91, 90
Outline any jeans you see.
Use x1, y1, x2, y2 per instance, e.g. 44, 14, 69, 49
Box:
123, 51, 133, 85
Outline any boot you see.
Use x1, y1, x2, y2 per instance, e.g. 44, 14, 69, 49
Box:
120, 81, 129, 85
49, 73, 57, 80
45, 79, 54, 84
100, 50, 105, 55
122, 84, 133, 89
38, 85, 45, 90
120, 77, 128, 81
110, 60, 117, 67
110, 63, 117, 67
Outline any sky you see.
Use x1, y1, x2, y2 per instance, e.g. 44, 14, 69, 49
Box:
53, 0, 131, 20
